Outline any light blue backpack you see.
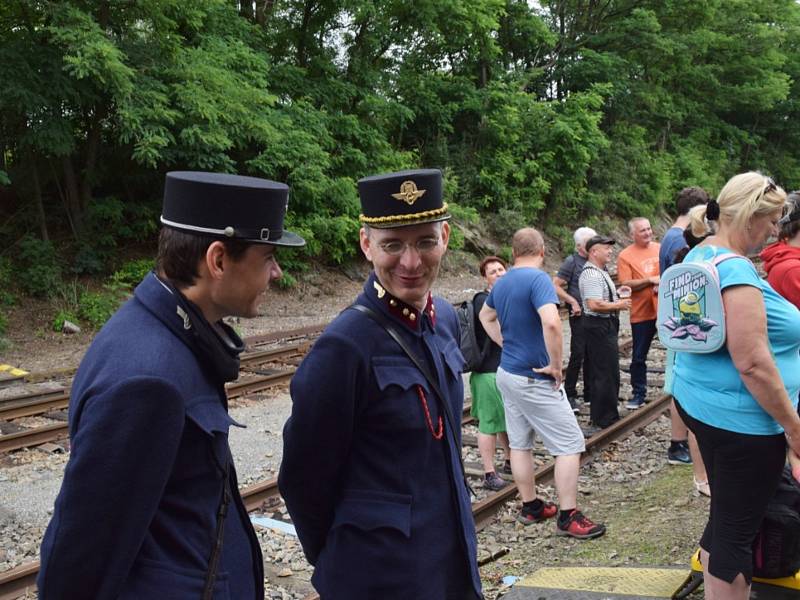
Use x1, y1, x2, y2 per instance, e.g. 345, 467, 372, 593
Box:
656, 248, 747, 353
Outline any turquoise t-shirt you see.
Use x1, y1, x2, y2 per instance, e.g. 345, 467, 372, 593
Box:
673, 245, 800, 434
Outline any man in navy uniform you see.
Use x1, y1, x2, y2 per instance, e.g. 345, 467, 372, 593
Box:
38, 172, 305, 599
279, 169, 483, 599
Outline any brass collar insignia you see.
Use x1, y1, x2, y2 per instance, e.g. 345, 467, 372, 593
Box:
373, 280, 386, 299
391, 180, 426, 205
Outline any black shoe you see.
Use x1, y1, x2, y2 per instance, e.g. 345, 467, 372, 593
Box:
568, 396, 581, 414
500, 460, 513, 475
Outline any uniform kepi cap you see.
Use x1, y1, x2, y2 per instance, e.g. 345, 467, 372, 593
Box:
585, 235, 616, 252
358, 168, 450, 228
161, 171, 305, 247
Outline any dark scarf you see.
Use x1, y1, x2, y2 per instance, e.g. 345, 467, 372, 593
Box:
162, 278, 245, 384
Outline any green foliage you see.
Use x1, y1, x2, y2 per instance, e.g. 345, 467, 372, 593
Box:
52, 309, 79, 333
276, 272, 298, 290
17, 236, 62, 297
3, 0, 800, 286
72, 198, 160, 274
110, 259, 155, 288
78, 281, 129, 329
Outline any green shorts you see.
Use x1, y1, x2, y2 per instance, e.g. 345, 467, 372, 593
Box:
469, 371, 507, 434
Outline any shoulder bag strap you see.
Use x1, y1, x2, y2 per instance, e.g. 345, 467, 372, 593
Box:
349, 303, 475, 496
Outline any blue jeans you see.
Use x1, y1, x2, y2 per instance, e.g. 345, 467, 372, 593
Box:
630, 319, 656, 400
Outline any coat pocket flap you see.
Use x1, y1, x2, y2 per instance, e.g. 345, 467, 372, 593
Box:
332, 489, 412, 538
185, 399, 243, 436
372, 357, 428, 392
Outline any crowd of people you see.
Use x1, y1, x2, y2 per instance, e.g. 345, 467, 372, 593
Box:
34, 167, 800, 600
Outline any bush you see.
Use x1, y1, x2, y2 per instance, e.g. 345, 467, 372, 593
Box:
52, 309, 79, 332
78, 281, 130, 329
17, 236, 62, 297
276, 272, 297, 289
110, 258, 155, 288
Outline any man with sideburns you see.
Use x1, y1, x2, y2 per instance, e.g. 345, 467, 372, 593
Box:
39, 172, 305, 599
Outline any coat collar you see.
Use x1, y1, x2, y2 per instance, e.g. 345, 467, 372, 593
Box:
362, 272, 437, 332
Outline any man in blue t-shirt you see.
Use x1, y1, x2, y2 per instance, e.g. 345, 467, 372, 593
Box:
659, 186, 710, 467
660, 186, 710, 273
480, 228, 605, 540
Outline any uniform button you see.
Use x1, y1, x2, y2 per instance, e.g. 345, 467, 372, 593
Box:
390, 299, 397, 307
409, 313, 416, 321
402, 308, 409, 316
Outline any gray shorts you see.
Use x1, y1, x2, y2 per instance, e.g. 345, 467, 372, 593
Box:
495, 367, 586, 456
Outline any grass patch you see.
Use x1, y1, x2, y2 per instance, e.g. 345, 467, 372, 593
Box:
570, 464, 706, 567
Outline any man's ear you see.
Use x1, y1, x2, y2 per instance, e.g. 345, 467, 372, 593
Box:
440, 221, 451, 248
205, 241, 227, 280
359, 227, 374, 262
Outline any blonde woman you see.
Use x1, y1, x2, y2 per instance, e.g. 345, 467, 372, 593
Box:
673, 172, 800, 599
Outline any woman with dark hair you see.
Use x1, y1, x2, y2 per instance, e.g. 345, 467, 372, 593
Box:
673, 172, 800, 599
761, 191, 800, 309
470, 256, 512, 491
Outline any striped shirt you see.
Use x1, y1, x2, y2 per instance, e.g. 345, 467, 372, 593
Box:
578, 263, 617, 318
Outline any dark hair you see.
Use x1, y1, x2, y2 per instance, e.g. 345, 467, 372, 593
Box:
779, 191, 800, 242
479, 255, 507, 277
674, 226, 710, 264
676, 186, 710, 216
156, 227, 250, 289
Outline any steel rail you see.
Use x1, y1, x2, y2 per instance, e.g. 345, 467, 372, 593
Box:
0, 343, 309, 425
0, 368, 298, 453
0, 393, 70, 421
0, 324, 326, 397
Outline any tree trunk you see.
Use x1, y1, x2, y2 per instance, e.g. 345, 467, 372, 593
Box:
240, 0, 254, 21
296, 0, 316, 67
79, 109, 104, 219
62, 156, 83, 235
31, 164, 49, 242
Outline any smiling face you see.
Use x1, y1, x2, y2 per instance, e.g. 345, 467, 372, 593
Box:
360, 221, 450, 309
589, 243, 615, 266
631, 219, 653, 247
217, 244, 283, 318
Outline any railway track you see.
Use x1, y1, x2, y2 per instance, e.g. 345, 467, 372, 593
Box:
0, 333, 321, 454
0, 393, 670, 600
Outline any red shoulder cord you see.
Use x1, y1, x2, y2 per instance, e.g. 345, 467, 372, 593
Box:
416, 384, 443, 440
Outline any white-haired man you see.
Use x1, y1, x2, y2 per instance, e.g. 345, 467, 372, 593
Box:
553, 226, 597, 411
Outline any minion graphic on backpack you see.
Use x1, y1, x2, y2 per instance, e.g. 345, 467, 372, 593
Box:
677, 291, 702, 325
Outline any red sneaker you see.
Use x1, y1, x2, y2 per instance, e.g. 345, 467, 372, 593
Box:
516, 500, 557, 525
556, 509, 606, 539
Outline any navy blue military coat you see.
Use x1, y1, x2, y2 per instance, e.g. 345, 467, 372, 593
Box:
38, 273, 263, 600
279, 273, 483, 599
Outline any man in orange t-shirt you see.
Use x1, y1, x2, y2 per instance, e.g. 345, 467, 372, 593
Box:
617, 217, 660, 409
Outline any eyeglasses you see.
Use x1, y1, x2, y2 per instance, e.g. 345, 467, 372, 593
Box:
378, 238, 440, 256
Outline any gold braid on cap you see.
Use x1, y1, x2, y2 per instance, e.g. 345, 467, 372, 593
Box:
359, 203, 449, 225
